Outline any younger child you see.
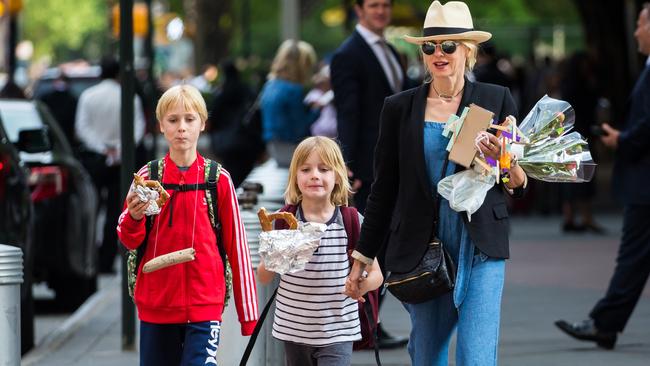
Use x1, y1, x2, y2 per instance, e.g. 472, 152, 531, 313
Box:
258, 136, 382, 366
117, 85, 258, 366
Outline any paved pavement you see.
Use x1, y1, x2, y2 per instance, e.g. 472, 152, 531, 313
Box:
21, 213, 650, 365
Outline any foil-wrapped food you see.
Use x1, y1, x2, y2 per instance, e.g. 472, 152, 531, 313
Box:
131, 173, 170, 216
258, 221, 328, 274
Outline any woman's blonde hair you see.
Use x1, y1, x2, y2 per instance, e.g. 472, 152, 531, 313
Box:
156, 84, 208, 122
268, 39, 317, 85
285, 136, 351, 206
421, 40, 478, 83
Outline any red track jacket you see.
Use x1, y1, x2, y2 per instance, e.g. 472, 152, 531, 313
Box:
117, 154, 259, 335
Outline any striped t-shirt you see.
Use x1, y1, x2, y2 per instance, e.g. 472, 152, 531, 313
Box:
271, 206, 362, 346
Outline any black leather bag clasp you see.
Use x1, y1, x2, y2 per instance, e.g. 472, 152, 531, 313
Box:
384, 237, 456, 304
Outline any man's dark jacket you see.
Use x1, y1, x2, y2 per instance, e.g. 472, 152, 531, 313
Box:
331, 30, 407, 183
356, 81, 522, 273
613, 65, 650, 204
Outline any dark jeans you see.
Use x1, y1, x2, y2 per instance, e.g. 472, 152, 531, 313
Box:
590, 204, 650, 332
140, 320, 222, 366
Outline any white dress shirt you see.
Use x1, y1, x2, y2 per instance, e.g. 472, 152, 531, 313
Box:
355, 23, 404, 92
75, 79, 145, 164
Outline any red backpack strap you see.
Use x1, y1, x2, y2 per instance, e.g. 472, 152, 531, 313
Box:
340, 206, 360, 256
274, 204, 297, 230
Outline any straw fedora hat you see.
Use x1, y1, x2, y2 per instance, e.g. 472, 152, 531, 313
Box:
404, 1, 491, 44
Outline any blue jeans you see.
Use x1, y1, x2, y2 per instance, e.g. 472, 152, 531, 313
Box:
403, 254, 505, 366
140, 320, 222, 366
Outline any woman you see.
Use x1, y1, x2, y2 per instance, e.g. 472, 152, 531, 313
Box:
260, 39, 320, 167
344, 1, 527, 365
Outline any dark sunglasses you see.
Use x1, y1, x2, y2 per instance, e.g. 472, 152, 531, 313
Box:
421, 41, 459, 55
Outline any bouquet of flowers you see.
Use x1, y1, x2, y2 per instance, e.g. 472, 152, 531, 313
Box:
438, 95, 596, 219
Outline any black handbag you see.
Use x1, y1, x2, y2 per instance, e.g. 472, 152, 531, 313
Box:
384, 156, 456, 304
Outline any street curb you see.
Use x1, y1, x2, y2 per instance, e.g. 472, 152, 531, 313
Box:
21, 276, 120, 366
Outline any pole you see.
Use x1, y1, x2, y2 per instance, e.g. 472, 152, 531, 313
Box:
144, 0, 157, 160
281, 0, 299, 41
119, 0, 136, 351
242, 0, 251, 58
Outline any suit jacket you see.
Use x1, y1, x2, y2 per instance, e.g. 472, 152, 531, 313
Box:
356, 81, 520, 273
331, 30, 407, 182
613, 65, 650, 204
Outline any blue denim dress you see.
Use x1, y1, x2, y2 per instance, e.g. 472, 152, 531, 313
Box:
423, 121, 474, 307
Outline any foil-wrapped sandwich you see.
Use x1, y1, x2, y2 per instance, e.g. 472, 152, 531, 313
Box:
257, 207, 327, 274
132, 173, 170, 216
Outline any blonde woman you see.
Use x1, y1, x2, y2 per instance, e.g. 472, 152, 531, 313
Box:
260, 40, 320, 166
344, 2, 527, 365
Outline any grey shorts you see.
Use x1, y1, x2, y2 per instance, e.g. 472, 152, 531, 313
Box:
283, 341, 353, 366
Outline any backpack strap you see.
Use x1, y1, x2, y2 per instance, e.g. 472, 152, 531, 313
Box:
340, 206, 359, 257
341, 206, 381, 366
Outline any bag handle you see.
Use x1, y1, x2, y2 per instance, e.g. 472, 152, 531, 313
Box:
239, 288, 277, 366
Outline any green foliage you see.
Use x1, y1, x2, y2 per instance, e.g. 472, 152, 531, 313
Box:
22, 0, 108, 62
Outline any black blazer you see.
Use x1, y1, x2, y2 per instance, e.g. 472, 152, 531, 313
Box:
613, 65, 650, 204
331, 31, 407, 182
357, 80, 520, 273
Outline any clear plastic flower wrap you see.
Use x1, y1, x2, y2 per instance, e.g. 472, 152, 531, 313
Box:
513, 131, 596, 183
131, 184, 162, 216
436, 95, 596, 216
258, 222, 328, 274
517, 95, 576, 144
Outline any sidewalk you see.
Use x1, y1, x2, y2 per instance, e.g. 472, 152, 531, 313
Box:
22, 214, 650, 365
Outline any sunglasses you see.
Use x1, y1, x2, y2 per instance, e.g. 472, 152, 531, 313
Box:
421, 41, 459, 55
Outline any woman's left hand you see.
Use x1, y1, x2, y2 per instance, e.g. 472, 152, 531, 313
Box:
477, 132, 501, 161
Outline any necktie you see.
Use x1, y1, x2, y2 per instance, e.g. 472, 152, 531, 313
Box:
378, 40, 401, 93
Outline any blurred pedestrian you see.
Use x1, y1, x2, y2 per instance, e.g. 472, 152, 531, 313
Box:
558, 51, 604, 233
38, 71, 79, 148
260, 40, 320, 167
209, 60, 260, 187
304, 64, 337, 138
555, 3, 650, 350
345, 1, 526, 364
330, 0, 408, 349
117, 85, 259, 365
331, 0, 406, 214
75, 55, 146, 273
473, 41, 513, 89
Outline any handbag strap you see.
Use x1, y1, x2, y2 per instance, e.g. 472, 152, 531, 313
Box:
433, 153, 450, 229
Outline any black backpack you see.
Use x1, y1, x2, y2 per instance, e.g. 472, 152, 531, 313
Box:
126, 158, 232, 307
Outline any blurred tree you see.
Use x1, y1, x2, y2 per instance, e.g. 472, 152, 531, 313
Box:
187, 0, 233, 73
22, 0, 108, 62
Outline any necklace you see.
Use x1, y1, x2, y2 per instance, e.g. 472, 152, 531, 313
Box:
432, 83, 464, 102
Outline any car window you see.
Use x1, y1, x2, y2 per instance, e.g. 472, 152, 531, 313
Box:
0, 102, 44, 142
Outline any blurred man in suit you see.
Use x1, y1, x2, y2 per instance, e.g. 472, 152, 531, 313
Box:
555, 3, 650, 349
331, 0, 407, 349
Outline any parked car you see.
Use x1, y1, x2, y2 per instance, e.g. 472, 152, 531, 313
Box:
0, 99, 98, 311
0, 114, 35, 353
31, 66, 102, 99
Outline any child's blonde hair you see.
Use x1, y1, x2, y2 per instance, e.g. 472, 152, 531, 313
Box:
156, 84, 208, 122
285, 137, 351, 206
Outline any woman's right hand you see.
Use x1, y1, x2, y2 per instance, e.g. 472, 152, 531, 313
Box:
344, 259, 367, 301
126, 190, 147, 221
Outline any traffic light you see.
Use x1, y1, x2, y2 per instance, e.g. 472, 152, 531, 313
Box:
0, 0, 23, 16
112, 3, 149, 38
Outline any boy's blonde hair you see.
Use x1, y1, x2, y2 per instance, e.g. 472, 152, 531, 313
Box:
285, 137, 351, 206
268, 39, 317, 85
156, 84, 208, 122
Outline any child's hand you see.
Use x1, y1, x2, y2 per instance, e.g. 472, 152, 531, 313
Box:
126, 190, 148, 221
257, 261, 277, 285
